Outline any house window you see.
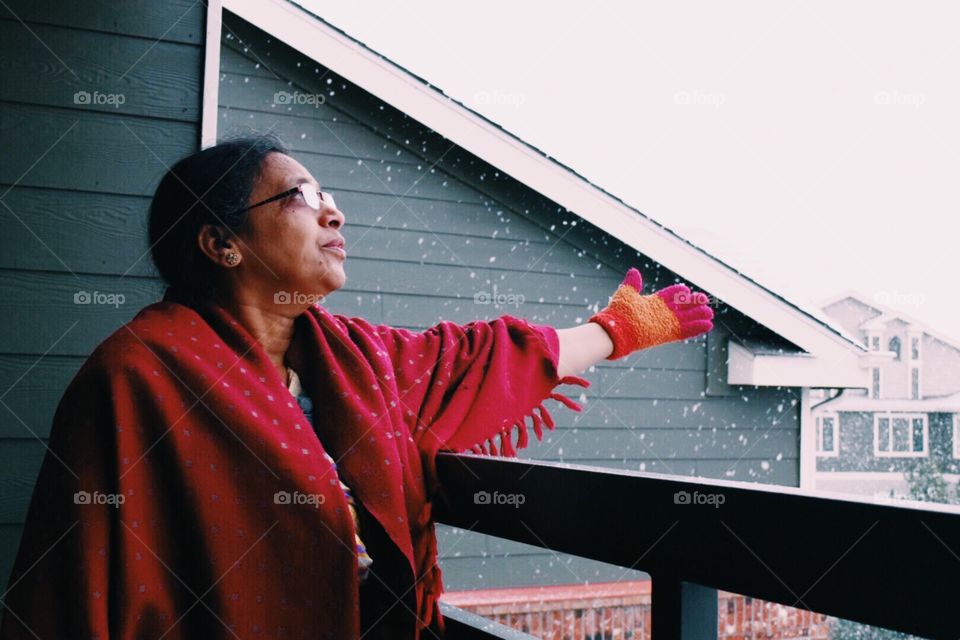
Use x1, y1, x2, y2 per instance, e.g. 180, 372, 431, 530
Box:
910, 367, 920, 400
816, 414, 839, 457
871, 335, 880, 351
910, 336, 921, 360
888, 336, 901, 360
871, 367, 881, 399
875, 413, 927, 457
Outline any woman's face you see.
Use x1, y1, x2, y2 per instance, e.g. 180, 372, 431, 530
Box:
231, 152, 347, 308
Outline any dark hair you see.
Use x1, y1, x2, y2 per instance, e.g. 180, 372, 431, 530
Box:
148, 134, 288, 303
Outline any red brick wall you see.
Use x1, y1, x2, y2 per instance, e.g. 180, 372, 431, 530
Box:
442, 581, 834, 639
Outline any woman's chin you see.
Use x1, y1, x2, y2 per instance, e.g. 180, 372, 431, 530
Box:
322, 270, 347, 293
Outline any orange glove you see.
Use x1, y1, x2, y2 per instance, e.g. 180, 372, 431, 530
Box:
588, 268, 715, 360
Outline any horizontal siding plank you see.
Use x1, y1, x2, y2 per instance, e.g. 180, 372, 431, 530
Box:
328, 259, 615, 304
436, 524, 488, 558
438, 552, 649, 592
293, 148, 484, 202
217, 106, 421, 163
218, 72, 358, 123
382, 294, 599, 328
695, 458, 797, 485
0, 187, 151, 275
529, 427, 798, 460
342, 226, 606, 277
0, 103, 197, 196
0, 1, 204, 44
0, 271, 164, 355
0, 440, 46, 524
594, 368, 707, 399
332, 190, 551, 240
0, 21, 201, 121
560, 396, 799, 432
0, 354, 82, 439
515, 457, 797, 483
219, 39, 289, 79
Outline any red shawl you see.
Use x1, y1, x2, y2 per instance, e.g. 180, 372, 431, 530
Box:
0, 287, 589, 639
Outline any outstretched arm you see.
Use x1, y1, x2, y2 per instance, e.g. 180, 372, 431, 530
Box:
556, 322, 614, 378
556, 268, 715, 378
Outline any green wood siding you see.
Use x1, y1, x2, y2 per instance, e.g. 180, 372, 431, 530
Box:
0, 0, 205, 590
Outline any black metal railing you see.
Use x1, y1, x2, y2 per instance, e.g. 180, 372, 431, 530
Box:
433, 452, 960, 639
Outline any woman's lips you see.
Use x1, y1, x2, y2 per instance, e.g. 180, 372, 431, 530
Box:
321, 239, 346, 258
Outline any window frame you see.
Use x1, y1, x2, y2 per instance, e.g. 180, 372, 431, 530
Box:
873, 412, 928, 458
815, 412, 840, 458
888, 335, 901, 361
870, 367, 881, 399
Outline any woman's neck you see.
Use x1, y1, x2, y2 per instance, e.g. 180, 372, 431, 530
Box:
220, 298, 298, 378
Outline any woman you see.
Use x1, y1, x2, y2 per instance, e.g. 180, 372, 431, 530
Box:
0, 136, 713, 639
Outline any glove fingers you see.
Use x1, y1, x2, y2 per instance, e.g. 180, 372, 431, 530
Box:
676, 305, 714, 322
679, 319, 714, 339
655, 283, 691, 308
620, 268, 643, 292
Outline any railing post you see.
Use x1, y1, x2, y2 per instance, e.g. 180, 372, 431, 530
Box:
652, 576, 718, 640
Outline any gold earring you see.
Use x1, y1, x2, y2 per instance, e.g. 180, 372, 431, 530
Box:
224, 252, 241, 266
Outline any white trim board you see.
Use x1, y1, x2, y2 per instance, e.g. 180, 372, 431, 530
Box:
200, 0, 223, 149
213, 0, 870, 388
727, 341, 864, 388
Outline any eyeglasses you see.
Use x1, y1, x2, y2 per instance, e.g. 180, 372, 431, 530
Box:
232, 183, 324, 215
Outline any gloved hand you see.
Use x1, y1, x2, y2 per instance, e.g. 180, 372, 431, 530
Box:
588, 268, 715, 360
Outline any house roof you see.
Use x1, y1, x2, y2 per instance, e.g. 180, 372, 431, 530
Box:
819, 289, 960, 354
214, 0, 870, 388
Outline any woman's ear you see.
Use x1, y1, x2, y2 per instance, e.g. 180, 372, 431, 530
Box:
197, 223, 237, 266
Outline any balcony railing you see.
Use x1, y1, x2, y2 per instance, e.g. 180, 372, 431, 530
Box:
433, 452, 960, 639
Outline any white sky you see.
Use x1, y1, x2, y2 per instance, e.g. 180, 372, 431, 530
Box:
304, 0, 960, 345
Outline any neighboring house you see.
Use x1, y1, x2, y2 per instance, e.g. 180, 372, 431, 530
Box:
0, 0, 877, 629
812, 291, 960, 498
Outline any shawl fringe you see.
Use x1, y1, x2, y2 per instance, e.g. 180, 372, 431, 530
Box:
465, 374, 590, 457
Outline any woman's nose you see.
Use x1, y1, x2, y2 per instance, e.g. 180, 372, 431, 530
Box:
320, 195, 345, 229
